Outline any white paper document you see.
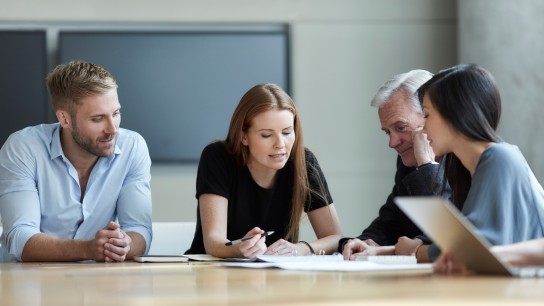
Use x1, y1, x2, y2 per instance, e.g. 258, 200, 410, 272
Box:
256, 254, 344, 263
219, 257, 433, 273
134, 254, 224, 263
273, 261, 433, 272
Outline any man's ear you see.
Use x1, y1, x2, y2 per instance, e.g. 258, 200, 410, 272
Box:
56, 110, 71, 128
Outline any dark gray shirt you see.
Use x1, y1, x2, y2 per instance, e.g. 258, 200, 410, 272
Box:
338, 156, 449, 252
428, 142, 544, 260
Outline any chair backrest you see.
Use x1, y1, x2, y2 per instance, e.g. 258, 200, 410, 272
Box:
149, 222, 197, 255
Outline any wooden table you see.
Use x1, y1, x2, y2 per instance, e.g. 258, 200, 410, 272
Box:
1, 262, 543, 305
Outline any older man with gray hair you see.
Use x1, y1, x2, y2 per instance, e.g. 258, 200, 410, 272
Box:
340, 70, 450, 260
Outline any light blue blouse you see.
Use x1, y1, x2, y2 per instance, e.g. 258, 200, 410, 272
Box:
0, 123, 152, 262
429, 142, 544, 260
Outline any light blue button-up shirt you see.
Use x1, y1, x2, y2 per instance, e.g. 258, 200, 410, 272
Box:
0, 123, 152, 262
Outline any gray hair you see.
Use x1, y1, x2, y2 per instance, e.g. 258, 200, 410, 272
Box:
370, 69, 433, 114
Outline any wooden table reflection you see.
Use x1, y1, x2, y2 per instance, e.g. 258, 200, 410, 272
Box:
1, 262, 543, 305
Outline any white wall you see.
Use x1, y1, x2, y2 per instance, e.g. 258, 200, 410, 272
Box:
1, 0, 458, 240
459, 0, 544, 184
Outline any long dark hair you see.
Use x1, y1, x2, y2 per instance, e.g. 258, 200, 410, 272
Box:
417, 64, 501, 209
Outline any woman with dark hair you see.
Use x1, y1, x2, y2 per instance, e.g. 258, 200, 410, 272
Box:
186, 83, 342, 259
396, 64, 544, 263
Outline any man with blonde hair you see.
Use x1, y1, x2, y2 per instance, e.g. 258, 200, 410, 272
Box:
0, 60, 152, 262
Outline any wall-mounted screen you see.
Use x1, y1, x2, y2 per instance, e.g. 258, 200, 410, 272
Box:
0, 30, 48, 147
58, 29, 289, 162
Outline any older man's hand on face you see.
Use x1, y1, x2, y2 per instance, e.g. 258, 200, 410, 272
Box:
412, 127, 436, 167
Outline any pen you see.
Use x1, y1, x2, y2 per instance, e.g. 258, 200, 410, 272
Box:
225, 231, 275, 246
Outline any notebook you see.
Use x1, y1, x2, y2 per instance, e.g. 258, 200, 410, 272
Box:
133, 255, 189, 263
394, 196, 544, 277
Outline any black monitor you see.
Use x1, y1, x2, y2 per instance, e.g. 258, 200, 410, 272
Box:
0, 30, 49, 147
58, 28, 290, 162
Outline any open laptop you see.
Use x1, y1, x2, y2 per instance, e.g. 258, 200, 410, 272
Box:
395, 196, 544, 277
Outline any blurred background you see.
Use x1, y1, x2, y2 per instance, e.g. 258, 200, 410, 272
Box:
1, 0, 543, 240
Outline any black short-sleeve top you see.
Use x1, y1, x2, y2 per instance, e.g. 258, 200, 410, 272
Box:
186, 141, 333, 254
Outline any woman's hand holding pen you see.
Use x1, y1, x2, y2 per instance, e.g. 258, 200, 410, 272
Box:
235, 227, 268, 259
